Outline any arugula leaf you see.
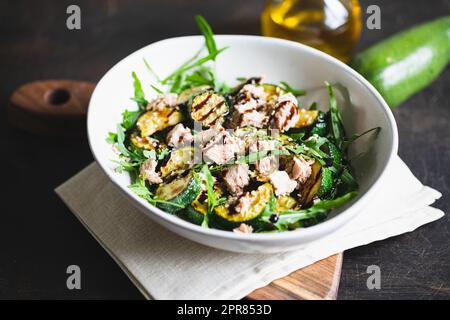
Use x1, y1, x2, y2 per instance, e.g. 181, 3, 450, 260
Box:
325, 81, 345, 149
131, 72, 148, 110
338, 167, 359, 193
280, 81, 306, 97
143, 58, 161, 82
309, 102, 318, 110
274, 192, 357, 229
129, 178, 184, 208
116, 124, 130, 157
260, 194, 277, 222
201, 165, 218, 228
343, 127, 381, 149
288, 131, 306, 142
157, 148, 171, 160
162, 47, 227, 85
121, 109, 141, 130
143, 149, 157, 160
112, 160, 139, 173
236, 149, 290, 165
195, 15, 217, 57
106, 132, 117, 144
150, 84, 163, 94
285, 145, 305, 155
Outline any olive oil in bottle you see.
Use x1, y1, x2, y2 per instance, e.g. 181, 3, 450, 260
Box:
261, 0, 362, 62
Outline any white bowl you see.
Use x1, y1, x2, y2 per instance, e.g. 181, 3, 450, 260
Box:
88, 35, 398, 253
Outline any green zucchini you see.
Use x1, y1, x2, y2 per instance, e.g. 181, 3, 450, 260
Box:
211, 183, 273, 230
318, 167, 333, 198
130, 130, 157, 150
178, 206, 205, 225
326, 142, 342, 167
309, 111, 328, 137
293, 109, 319, 128
190, 92, 228, 127
275, 195, 298, 212
160, 146, 194, 178
262, 84, 286, 102
177, 85, 211, 105
352, 16, 450, 108
137, 107, 183, 136
299, 161, 322, 205
155, 172, 201, 213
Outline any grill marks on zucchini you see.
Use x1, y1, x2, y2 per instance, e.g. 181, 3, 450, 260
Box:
137, 107, 183, 137
213, 183, 273, 228
299, 161, 322, 205
130, 131, 158, 150
160, 146, 194, 179
155, 172, 201, 213
191, 92, 228, 127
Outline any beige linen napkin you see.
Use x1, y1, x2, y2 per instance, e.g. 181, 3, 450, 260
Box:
55, 156, 443, 300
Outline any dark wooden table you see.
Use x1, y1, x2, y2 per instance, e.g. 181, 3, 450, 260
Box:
1, 0, 448, 299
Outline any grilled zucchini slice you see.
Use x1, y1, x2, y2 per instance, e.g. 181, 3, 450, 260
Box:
299, 161, 322, 205
177, 85, 211, 105
178, 206, 205, 225
130, 131, 158, 150
160, 146, 194, 178
262, 84, 286, 102
318, 167, 333, 198
178, 184, 224, 225
276, 195, 298, 212
137, 107, 183, 137
155, 172, 201, 213
211, 183, 273, 230
190, 92, 228, 127
293, 109, 319, 128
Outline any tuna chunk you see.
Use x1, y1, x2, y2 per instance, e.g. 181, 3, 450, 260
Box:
269, 170, 297, 196
231, 84, 269, 128
235, 84, 267, 105
197, 123, 225, 148
223, 164, 249, 195
249, 139, 278, 176
147, 93, 178, 111
198, 124, 244, 165
166, 123, 193, 148
286, 156, 314, 184
234, 192, 252, 216
233, 223, 254, 234
140, 159, 162, 184
273, 93, 299, 132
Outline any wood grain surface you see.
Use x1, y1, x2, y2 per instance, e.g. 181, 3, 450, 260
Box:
248, 254, 343, 300
8, 80, 95, 137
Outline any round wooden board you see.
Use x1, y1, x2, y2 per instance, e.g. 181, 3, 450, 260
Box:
247, 253, 343, 300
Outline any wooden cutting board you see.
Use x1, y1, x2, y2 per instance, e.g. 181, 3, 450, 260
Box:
8, 80, 344, 300
248, 253, 343, 300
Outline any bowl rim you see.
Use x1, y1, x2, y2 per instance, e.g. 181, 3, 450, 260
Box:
87, 34, 398, 242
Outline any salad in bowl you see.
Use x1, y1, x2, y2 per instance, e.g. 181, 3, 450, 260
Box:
106, 16, 379, 235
